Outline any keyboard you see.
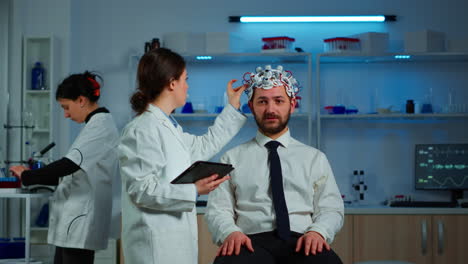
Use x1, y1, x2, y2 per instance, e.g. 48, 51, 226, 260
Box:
389, 201, 457, 208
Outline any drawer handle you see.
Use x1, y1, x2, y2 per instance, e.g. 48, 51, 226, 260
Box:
438, 220, 444, 255
421, 219, 427, 255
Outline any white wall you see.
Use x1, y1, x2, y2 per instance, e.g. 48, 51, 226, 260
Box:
66, 0, 468, 203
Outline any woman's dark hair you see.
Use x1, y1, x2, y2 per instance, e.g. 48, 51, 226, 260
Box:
130, 48, 186, 115
56, 71, 103, 102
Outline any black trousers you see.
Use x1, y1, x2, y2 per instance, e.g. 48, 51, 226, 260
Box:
214, 231, 343, 264
53, 246, 95, 264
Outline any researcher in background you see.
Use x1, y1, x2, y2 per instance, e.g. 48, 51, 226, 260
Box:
205, 65, 344, 264
10, 72, 119, 264
118, 48, 247, 264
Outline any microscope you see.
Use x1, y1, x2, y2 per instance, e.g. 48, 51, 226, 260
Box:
352, 170, 368, 201
28, 142, 55, 169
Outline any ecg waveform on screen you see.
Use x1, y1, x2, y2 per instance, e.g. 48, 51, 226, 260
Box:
431, 176, 468, 187
415, 144, 468, 189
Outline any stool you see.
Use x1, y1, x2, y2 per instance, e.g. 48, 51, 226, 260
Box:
354, 261, 414, 264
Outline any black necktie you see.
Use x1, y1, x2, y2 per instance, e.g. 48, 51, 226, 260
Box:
265, 141, 290, 241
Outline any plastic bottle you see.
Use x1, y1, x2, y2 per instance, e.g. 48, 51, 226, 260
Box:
31, 62, 45, 90
0, 147, 6, 177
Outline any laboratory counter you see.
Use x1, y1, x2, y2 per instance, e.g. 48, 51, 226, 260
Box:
195, 205, 468, 215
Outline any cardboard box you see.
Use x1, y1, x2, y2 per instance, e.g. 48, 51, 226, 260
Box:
447, 39, 468, 52
354, 32, 389, 54
205, 32, 242, 53
163, 32, 205, 54
404, 30, 446, 52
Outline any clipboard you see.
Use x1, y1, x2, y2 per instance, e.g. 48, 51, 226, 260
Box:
171, 161, 234, 184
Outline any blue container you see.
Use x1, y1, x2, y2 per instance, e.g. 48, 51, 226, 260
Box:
241, 104, 251, 113
0, 238, 10, 259
181, 102, 194, 113
31, 62, 45, 90
9, 238, 25, 259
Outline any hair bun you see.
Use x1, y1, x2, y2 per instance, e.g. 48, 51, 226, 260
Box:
130, 90, 149, 114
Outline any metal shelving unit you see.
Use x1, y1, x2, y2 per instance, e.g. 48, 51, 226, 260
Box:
129, 52, 314, 145
315, 52, 468, 149
21, 36, 57, 161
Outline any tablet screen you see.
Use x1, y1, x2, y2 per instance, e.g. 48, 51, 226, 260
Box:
171, 161, 234, 184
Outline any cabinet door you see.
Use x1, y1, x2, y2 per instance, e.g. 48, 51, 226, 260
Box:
197, 214, 218, 264
432, 215, 468, 264
332, 215, 353, 264
353, 215, 432, 264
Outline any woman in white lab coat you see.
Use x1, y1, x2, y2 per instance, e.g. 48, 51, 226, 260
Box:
119, 48, 247, 264
10, 72, 119, 264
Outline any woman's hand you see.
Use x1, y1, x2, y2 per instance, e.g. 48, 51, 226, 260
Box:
9, 165, 29, 180
195, 174, 230, 195
226, 79, 247, 110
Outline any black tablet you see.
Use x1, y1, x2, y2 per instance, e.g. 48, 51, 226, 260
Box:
171, 161, 234, 184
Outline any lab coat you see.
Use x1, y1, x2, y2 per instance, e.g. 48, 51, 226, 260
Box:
119, 104, 246, 264
48, 112, 119, 250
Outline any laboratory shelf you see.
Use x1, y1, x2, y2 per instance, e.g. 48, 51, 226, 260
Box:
30, 227, 48, 231
173, 113, 311, 119
32, 129, 50, 133
24, 90, 50, 95
319, 113, 468, 120
173, 113, 312, 125
182, 52, 311, 64
130, 52, 311, 64
317, 52, 468, 64
22, 36, 56, 161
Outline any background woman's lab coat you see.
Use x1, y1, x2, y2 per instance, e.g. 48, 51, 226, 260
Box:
119, 104, 246, 264
48, 112, 119, 250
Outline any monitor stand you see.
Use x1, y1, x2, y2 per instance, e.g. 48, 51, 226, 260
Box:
451, 189, 464, 203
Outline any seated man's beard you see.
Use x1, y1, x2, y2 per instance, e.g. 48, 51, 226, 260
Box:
254, 112, 291, 135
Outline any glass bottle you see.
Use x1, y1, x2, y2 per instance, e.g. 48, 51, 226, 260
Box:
406, 100, 415, 114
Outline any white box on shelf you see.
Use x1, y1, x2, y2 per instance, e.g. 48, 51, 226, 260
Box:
447, 39, 468, 52
404, 30, 446, 52
205, 32, 242, 53
163, 32, 205, 54
262, 36, 295, 53
353, 32, 389, 54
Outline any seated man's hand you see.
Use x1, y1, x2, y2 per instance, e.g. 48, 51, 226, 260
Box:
217, 231, 254, 256
295, 231, 330, 256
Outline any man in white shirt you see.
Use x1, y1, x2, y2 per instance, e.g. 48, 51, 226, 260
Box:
205, 65, 344, 264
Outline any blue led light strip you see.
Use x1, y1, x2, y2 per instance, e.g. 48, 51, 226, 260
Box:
394, 55, 411, 59
196, 56, 213, 60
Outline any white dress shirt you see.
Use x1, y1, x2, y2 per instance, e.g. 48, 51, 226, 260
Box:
205, 129, 344, 245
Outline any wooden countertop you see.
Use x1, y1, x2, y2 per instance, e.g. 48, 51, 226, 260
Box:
196, 205, 468, 215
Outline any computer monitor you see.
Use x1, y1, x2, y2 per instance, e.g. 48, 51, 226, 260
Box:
415, 144, 468, 202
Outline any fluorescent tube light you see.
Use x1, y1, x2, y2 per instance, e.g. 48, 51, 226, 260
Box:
229, 15, 396, 23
